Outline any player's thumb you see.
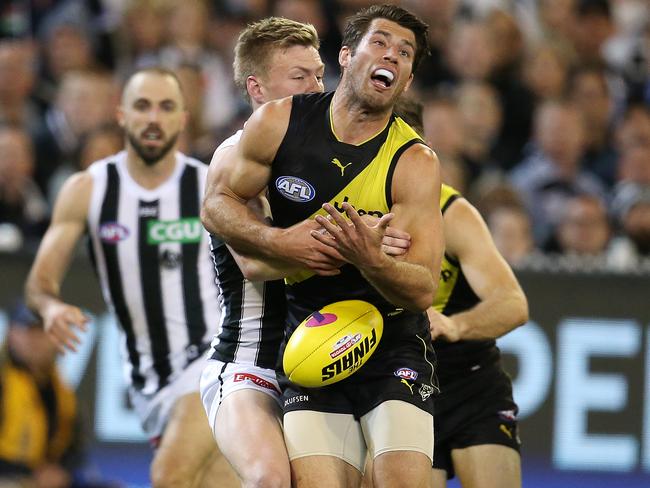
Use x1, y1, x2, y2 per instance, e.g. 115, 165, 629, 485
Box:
377, 213, 394, 230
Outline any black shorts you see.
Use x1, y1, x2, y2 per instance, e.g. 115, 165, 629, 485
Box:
280, 312, 438, 419
433, 362, 521, 478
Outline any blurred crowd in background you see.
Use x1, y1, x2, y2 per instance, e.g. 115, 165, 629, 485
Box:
0, 0, 649, 271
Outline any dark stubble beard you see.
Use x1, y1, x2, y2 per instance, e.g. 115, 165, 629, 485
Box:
127, 130, 179, 166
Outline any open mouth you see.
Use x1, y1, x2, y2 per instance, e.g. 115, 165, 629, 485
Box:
142, 127, 163, 143
371, 68, 395, 89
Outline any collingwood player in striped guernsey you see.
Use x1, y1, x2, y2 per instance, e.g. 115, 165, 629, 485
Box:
26, 68, 238, 487
199, 18, 325, 488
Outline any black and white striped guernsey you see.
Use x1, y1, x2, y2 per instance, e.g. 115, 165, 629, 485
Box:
86, 151, 221, 395
207, 130, 286, 370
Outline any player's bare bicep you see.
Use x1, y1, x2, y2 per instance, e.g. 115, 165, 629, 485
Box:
389, 144, 442, 269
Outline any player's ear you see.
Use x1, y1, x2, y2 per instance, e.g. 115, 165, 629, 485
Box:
402, 73, 414, 94
116, 106, 125, 128
246, 75, 265, 106
339, 46, 351, 69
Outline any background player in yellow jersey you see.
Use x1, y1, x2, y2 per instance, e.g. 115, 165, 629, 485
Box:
202, 5, 443, 488
392, 99, 529, 488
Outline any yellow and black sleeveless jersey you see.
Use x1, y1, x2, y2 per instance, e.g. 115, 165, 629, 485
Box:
433, 185, 500, 380
268, 91, 426, 331
0, 352, 77, 473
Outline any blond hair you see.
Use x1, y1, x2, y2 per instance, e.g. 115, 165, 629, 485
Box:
233, 17, 320, 102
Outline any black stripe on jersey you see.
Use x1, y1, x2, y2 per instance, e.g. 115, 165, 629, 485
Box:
385, 139, 424, 208
209, 234, 243, 362
179, 166, 207, 348
441, 194, 460, 215
100, 164, 144, 389
138, 200, 172, 390
256, 278, 286, 369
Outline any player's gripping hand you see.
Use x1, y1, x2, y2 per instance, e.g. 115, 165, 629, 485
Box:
427, 308, 461, 342
42, 301, 89, 353
280, 218, 346, 275
359, 214, 411, 257
313, 202, 392, 269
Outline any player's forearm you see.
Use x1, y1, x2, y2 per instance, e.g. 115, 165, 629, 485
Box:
237, 255, 301, 281
453, 288, 529, 340
361, 256, 436, 312
25, 273, 63, 317
201, 193, 283, 260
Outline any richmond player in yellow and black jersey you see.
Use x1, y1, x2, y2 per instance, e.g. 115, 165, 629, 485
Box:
429, 184, 528, 488
201, 5, 444, 485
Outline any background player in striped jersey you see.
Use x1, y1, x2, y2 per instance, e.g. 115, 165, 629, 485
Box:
25, 68, 238, 487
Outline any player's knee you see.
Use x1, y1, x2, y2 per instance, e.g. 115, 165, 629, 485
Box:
241, 463, 290, 488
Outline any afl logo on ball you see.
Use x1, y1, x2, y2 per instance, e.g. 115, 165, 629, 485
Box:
276, 176, 316, 202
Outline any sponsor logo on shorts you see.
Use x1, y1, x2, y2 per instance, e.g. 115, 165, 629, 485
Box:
148, 218, 203, 244
330, 333, 362, 358
321, 328, 378, 381
275, 176, 315, 202
233, 373, 280, 393
99, 222, 130, 243
394, 367, 418, 381
284, 395, 309, 407
498, 409, 517, 422
418, 384, 435, 401
306, 311, 337, 327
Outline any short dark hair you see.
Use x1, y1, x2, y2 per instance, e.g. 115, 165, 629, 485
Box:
342, 4, 430, 73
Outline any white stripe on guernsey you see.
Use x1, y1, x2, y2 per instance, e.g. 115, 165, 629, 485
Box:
87, 161, 112, 313
158, 181, 189, 377
199, 228, 221, 342
234, 279, 266, 364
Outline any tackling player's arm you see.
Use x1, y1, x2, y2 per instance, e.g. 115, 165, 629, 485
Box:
314, 144, 443, 311
25, 173, 92, 353
428, 198, 529, 341
201, 98, 344, 275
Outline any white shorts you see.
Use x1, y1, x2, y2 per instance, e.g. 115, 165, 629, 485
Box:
129, 351, 209, 442
200, 359, 281, 436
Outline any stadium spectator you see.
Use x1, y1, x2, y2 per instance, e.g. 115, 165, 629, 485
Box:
0, 301, 79, 487
486, 203, 537, 267
510, 99, 606, 245
0, 125, 48, 249
551, 193, 612, 255
0, 40, 40, 133
568, 64, 618, 187
32, 69, 118, 195
609, 182, 650, 268
521, 42, 571, 101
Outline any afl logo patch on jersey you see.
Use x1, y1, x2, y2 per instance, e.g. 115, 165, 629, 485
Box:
99, 222, 130, 243
275, 176, 315, 202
